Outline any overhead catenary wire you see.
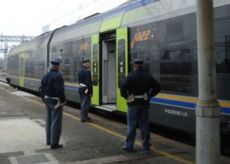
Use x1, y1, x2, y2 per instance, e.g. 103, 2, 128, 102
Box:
20, 0, 67, 34
22, 0, 128, 36
47, 0, 129, 30
21, 0, 100, 35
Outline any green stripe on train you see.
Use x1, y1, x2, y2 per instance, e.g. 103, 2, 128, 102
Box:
100, 14, 123, 32
121, 5, 151, 26
19, 53, 25, 87
116, 28, 128, 112
91, 34, 100, 106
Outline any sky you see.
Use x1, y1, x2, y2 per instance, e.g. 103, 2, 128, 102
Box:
0, 0, 129, 58
0, 0, 129, 36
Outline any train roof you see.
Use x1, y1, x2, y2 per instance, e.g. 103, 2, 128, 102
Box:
8, 32, 53, 56
50, 0, 166, 43
50, 0, 230, 44
72, 0, 159, 25
10, 0, 156, 53
9, 0, 230, 53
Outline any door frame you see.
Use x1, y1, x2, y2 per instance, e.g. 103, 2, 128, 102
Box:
116, 28, 129, 112
91, 34, 100, 105
19, 52, 25, 87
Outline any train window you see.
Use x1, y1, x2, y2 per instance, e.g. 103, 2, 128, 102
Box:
130, 52, 151, 73
215, 18, 230, 73
160, 47, 193, 93
57, 42, 75, 82
72, 38, 91, 83
25, 53, 30, 78
51, 46, 59, 60
214, 18, 230, 99
38, 49, 46, 77
215, 29, 230, 73
63, 42, 74, 82
31, 51, 41, 79
118, 39, 126, 88
7, 56, 16, 76
15, 55, 19, 76
166, 20, 184, 42
92, 44, 99, 85
216, 35, 230, 73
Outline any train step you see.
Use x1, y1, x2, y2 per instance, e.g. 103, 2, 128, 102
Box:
96, 105, 116, 112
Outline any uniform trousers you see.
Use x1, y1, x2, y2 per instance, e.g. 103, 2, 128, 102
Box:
45, 98, 63, 145
80, 93, 90, 120
124, 105, 151, 150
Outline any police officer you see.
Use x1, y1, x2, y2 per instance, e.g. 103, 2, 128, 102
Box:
120, 58, 161, 152
78, 57, 93, 122
41, 59, 66, 149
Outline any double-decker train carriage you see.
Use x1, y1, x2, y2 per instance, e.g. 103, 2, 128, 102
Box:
7, 0, 230, 136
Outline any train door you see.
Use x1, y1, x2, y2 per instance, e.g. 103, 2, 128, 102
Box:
91, 28, 129, 112
19, 53, 25, 87
101, 32, 116, 111
91, 34, 100, 106
116, 28, 129, 112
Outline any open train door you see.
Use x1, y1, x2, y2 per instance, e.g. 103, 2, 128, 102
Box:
116, 28, 129, 112
19, 52, 25, 87
91, 34, 100, 106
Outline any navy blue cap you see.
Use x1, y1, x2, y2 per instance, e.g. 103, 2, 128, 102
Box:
134, 59, 144, 65
50, 59, 62, 65
81, 57, 90, 63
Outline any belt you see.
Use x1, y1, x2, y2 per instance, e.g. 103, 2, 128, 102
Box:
79, 83, 87, 87
44, 95, 60, 109
134, 95, 145, 98
79, 83, 88, 94
127, 93, 148, 102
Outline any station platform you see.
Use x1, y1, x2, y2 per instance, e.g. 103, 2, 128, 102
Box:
0, 82, 229, 164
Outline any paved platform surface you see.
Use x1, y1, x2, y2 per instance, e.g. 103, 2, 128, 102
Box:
0, 82, 229, 164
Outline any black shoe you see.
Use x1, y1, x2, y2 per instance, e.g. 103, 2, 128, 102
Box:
50, 144, 63, 149
143, 147, 150, 151
81, 118, 91, 122
86, 117, 91, 120
143, 143, 151, 151
122, 146, 134, 152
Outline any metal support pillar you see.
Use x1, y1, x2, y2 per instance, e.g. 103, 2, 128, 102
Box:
196, 0, 220, 164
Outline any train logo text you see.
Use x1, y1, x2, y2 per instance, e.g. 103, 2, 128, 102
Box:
131, 28, 155, 49
79, 42, 90, 53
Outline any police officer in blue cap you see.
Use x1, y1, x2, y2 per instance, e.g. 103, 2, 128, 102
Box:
120, 58, 161, 152
78, 57, 93, 122
41, 58, 66, 149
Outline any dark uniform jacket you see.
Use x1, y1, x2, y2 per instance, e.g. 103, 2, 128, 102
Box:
78, 66, 93, 95
41, 69, 66, 103
120, 67, 161, 106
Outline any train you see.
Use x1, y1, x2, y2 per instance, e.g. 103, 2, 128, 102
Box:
6, 0, 230, 136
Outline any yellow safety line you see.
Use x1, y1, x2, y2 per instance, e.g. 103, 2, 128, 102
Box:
0, 86, 8, 92
151, 147, 193, 164
64, 113, 193, 164
0, 86, 194, 164
64, 112, 126, 140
